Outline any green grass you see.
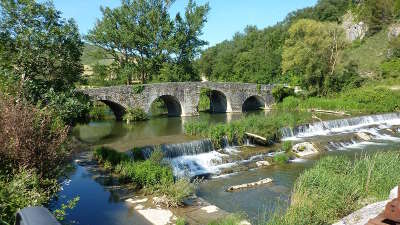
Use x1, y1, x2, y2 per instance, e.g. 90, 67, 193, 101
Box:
340, 29, 389, 77
81, 44, 114, 66
278, 86, 400, 115
93, 146, 130, 167
184, 112, 312, 148
267, 151, 400, 225
207, 214, 246, 225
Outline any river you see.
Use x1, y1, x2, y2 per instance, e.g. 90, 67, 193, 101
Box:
53, 111, 400, 224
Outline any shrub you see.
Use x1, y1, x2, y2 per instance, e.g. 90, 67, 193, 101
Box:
207, 214, 246, 225
132, 85, 145, 94
93, 147, 130, 166
282, 141, 293, 153
131, 147, 145, 161
0, 169, 58, 225
272, 85, 295, 102
123, 107, 149, 123
267, 152, 400, 225
0, 95, 69, 178
198, 88, 211, 112
89, 103, 109, 120
116, 160, 174, 188
155, 178, 195, 207
273, 153, 289, 165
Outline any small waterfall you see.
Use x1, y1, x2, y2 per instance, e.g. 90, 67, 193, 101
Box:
282, 113, 400, 140
142, 139, 214, 159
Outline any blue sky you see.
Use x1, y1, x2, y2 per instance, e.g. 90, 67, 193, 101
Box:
50, 0, 318, 47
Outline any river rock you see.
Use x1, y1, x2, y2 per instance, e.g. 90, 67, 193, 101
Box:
226, 178, 272, 192
256, 161, 271, 167
355, 132, 373, 141
292, 142, 319, 157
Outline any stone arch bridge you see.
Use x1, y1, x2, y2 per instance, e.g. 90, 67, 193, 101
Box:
80, 82, 275, 120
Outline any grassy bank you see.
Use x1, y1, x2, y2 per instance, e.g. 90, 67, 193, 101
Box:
267, 151, 400, 225
278, 86, 400, 115
184, 112, 312, 148
93, 147, 194, 207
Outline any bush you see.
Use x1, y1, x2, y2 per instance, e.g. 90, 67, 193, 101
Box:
89, 103, 109, 120
268, 152, 400, 225
116, 160, 174, 188
42, 88, 91, 125
282, 141, 293, 153
0, 95, 69, 178
131, 147, 145, 161
123, 107, 149, 123
198, 88, 211, 112
0, 169, 58, 225
272, 85, 295, 102
93, 147, 130, 166
155, 178, 195, 207
273, 153, 289, 165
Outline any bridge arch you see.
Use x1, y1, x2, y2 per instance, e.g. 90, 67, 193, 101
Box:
209, 90, 228, 113
98, 100, 126, 121
150, 95, 182, 117
242, 95, 266, 112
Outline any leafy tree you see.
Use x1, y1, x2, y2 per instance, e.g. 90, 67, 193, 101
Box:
0, 0, 88, 124
282, 19, 347, 95
87, 0, 209, 84
0, 0, 83, 98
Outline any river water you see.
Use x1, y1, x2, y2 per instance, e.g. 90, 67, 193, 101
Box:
55, 111, 400, 224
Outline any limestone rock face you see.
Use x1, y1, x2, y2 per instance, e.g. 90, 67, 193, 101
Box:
342, 12, 368, 42
292, 142, 319, 157
388, 24, 400, 39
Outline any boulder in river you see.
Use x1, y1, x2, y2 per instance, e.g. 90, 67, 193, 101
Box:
256, 161, 271, 167
292, 142, 319, 157
226, 178, 273, 192
355, 132, 373, 141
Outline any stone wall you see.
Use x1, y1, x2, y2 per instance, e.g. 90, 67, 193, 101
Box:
81, 82, 275, 118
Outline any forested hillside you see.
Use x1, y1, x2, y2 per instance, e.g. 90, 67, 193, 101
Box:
197, 0, 400, 95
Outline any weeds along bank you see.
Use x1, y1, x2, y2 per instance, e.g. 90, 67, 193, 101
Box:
92, 147, 195, 207
278, 85, 400, 115
267, 151, 400, 225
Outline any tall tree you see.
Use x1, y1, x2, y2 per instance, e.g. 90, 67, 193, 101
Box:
87, 0, 209, 84
282, 19, 347, 95
158, 0, 209, 82
0, 0, 83, 99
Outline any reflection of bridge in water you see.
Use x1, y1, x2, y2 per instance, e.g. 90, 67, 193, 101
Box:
81, 82, 275, 120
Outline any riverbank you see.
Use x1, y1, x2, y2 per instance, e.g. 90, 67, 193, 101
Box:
266, 151, 400, 225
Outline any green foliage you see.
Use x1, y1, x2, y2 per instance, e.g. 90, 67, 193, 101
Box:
184, 112, 312, 148
123, 108, 149, 123
93, 147, 129, 167
176, 217, 186, 225
268, 151, 400, 225
42, 89, 91, 125
278, 86, 400, 114
116, 160, 174, 188
282, 19, 348, 95
273, 153, 289, 165
282, 141, 293, 153
89, 102, 110, 120
132, 85, 145, 94
207, 214, 246, 225
355, 0, 400, 35
198, 88, 211, 112
154, 178, 195, 207
0, 169, 58, 225
131, 147, 145, 161
86, 0, 209, 84
272, 86, 295, 102
381, 59, 400, 78
0, 0, 83, 98
53, 197, 80, 221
